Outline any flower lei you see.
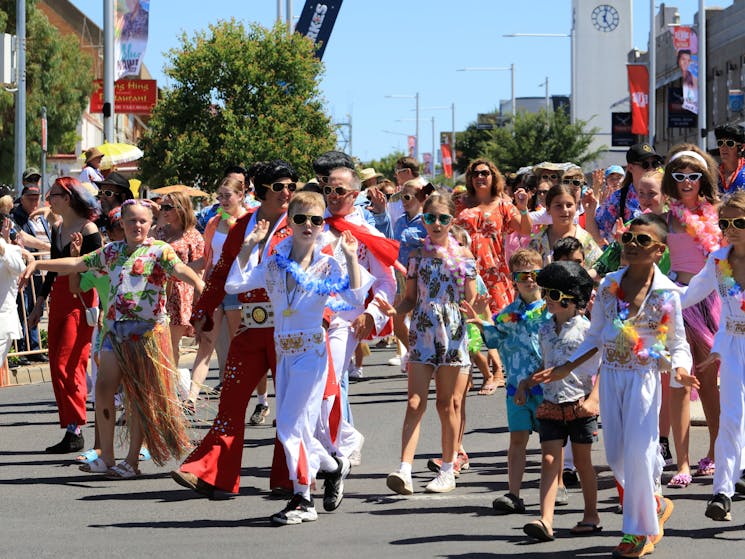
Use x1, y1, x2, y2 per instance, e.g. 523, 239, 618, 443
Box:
217, 207, 237, 227
423, 234, 469, 296
608, 279, 671, 361
496, 299, 546, 324
716, 257, 745, 312
274, 252, 350, 296
668, 199, 721, 255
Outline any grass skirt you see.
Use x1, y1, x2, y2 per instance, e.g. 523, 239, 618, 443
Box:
108, 320, 191, 466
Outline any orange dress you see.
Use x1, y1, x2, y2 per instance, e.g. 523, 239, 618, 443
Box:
455, 199, 519, 314
158, 227, 204, 335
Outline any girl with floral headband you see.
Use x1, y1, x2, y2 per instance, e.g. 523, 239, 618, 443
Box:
20, 198, 204, 479
661, 144, 722, 486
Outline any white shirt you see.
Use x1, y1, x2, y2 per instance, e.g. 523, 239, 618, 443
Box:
0, 239, 24, 339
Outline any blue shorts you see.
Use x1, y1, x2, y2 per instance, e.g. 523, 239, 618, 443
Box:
506, 392, 543, 433
220, 292, 242, 311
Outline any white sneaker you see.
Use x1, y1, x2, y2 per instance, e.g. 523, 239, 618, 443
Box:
348, 434, 365, 467
386, 469, 413, 495
349, 365, 363, 380
387, 356, 401, 367
425, 470, 456, 493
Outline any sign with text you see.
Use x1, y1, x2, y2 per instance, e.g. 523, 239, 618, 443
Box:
667, 86, 697, 128
115, 0, 150, 80
90, 79, 157, 114
611, 112, 634, 147
294, 1, 344, 60
627, 64, 649, 135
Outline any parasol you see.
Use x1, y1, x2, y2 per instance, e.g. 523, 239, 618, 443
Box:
80, 142, 144, 169
150, 184, 209, 198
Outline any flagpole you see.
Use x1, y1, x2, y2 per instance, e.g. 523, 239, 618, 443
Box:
103, 0, 115, 142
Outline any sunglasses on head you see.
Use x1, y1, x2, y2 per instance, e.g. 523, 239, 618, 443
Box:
159, 204, 175, 212
323, 185, 354, 196
316, 175, 329, 184
542, 173, 558, 180
291, 214, 324, 227
562, 178, 584, 187
472, 169, 491, 177
422, 213, 453, 226
639, 159, 662, 170
718, 217, 745, 231
512, 270, 540, 282
671, 172, 702, 183
620, 231, 660, 247
543, 288, 575, 304
717, 139, 739, 148
266, 182, 297, 192
394, 168, 410, 175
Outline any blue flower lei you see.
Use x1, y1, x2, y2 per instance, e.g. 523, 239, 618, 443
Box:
274, 252, 350, 296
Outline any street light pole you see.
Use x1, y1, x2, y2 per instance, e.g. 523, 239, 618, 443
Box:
14, 0, 26, 191
698, 0, 707, 150
649, 0, 656, 145
386, 93, 420, 160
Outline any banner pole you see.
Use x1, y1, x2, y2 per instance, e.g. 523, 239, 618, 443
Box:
103, 0, 115, 142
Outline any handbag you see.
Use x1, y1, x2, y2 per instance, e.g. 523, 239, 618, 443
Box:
535, 396, 596, 422
77, 294, 100, 327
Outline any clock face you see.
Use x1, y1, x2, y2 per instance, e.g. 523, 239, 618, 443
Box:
591, 4, 620, 32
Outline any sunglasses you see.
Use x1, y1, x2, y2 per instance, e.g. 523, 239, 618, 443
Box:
159, 204, 175, 212
316, 175, 329, 184
671, 172, 702, 183
101, 190, 119, 197
536, 190, 549, 196
402, 193, 416, 201
422, 213, 453, 225
323, 185, 355, 196
717, 139, 739, 148
543, 288, 575, 303
718, 217, 745, 231
512, 270, 540, 282
472, 169, 491, 177
266, 182, 297, 192
541, 174, 558, 180
47, 192, 65, 198
562, 178, 584, 187
394, 168, 410, 175
639, 159, 662, 170
291, 214, 324, 227
620, 232, 660, 247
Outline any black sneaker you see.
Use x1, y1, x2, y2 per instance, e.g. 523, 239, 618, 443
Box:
705, 493, 732, 521
249, 403, 270, 426
492, 492, 526, 515
322, 455, 351, 512
271, 493, 318, 525
562, 467, 580, 487
45, 431, 84, 454
659, 437, 674, 468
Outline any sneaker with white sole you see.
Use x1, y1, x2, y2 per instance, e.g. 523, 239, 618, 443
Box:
425, 470, 456, 493
387, 356, 401, 367
349, 365, 363, 380
271, 493, 318, 525
323, 455, 351, 512
386, 469, 413, 495
348, 435, 365, 467
249, 403, 270, 425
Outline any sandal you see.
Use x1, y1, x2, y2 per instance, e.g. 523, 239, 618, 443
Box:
695, 457, 716, 477
105, 460, 141, 480
523, 519, 554, 542
139, 447, 151, 462
667, 472, 692, 488
79, 458, 112, 474
75, 448, 100, 463
478, 383, 498, 395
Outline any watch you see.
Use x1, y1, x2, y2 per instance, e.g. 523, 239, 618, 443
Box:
591, 4, 620, 32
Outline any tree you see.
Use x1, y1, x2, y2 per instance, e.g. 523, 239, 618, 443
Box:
454, 109, 604, 174
0, 1, 94, 184
139, 20, 336, 188
360, 151, 406, 183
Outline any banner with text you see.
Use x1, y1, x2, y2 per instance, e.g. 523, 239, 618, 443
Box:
673, 26, 698, 115
407, 136, 416, 158
90, 79, 157, 114
115, 0, 150, 80
667, 86, 697, 128
627, 64, 649, 136
611, 112, 634, 147
441, 144, 453, 178
294, 1, 344, 60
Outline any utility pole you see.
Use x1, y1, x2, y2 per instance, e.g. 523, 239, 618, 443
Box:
14, 0, 26, 191
103, 0, 115, 142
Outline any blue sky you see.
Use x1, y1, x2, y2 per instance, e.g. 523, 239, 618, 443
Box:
70, 1, 728, 163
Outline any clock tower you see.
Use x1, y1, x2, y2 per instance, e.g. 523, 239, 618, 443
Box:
572, 0, 632, 166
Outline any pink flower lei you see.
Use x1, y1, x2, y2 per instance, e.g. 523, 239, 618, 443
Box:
423, 234, 468, 295
668, 198, 721, 255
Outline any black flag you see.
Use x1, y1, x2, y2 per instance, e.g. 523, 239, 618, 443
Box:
294, 1, 344, 60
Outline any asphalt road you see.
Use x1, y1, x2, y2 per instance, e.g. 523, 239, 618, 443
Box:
1, 346, 743, 558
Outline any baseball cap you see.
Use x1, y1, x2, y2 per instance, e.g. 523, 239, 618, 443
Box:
605, 165, 625, 177
23, 167, 41, 182
626, 143, 662, 165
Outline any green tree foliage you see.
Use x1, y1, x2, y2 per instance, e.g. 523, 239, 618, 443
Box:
139, 20, 336, 188
360, 151, 406, 183
0, 1, 94, 184
455, 109, 604, 174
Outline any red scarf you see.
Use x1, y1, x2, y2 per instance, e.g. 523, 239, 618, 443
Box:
325, 215, 405, 273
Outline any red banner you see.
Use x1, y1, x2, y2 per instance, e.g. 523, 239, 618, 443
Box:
90, 79, 158, 114
441, 144, 453, 179
627, 65, 649, 136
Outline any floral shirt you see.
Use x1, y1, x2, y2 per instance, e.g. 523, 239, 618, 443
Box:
594, 184, 641, 244
481, 297, 550, 389
529, 225, 603, 269
539, 315, 599, 403
82, 238, 181, 327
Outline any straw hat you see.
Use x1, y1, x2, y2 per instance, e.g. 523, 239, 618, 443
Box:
85, 147, 105, 164
358, 168, 383, 183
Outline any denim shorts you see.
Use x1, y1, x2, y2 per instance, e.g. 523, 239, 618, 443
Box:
101, 320, 158, 352
506, 392, 542, 433
220, 292, 242, 311
538, 414, 598, 445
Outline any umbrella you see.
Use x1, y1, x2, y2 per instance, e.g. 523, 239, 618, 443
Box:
150, 184, 210, 198
80, 142, 144, 169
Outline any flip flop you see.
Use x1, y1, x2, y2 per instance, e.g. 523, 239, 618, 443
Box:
75, 448, 100, 463
478, 384, 498, 395
667, 472, 692, 488
569, 521, 603, 535
139, 447, 151, 462
523, 519, 555, 542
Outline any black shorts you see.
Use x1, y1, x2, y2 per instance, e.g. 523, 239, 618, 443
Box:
538, 415, 598, 445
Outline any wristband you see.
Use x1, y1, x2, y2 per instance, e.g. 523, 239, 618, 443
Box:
519, 209, 528, 215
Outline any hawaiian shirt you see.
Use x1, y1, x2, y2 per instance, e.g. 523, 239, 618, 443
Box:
481, 297, 550, 389
718, 160, 745, 195
82, 238, 181, 326
595, 184, 641, 244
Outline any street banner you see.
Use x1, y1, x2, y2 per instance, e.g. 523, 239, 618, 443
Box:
667, 86, 697, 128
673, 25, 698, 115
294, 1, 344, 60
90, 79, 158, 114
441, 144, 453, 178
611, 112, 634, 147
115, 0, 150, 80
423, 153, 433, 176
407, 136, 416, 158
627, 64, 649, 136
